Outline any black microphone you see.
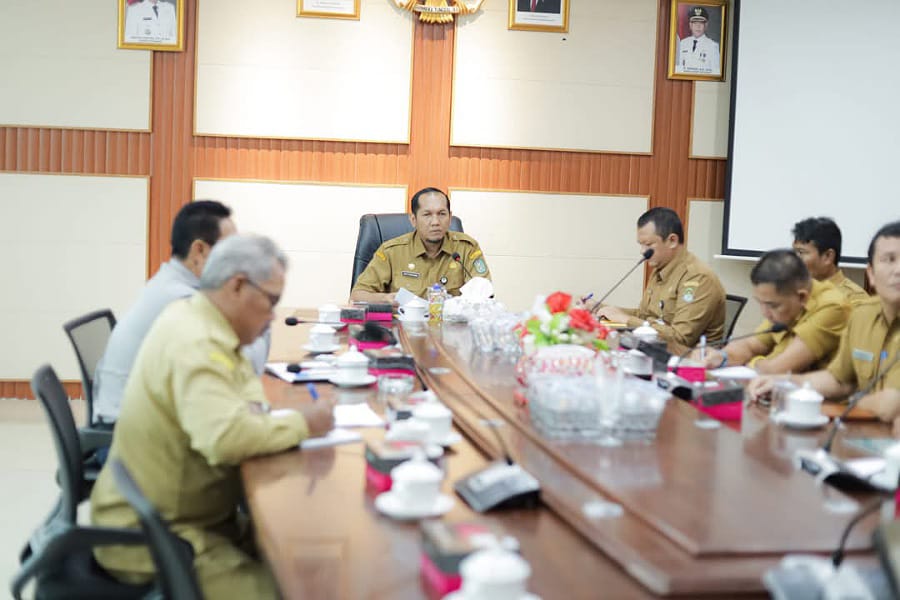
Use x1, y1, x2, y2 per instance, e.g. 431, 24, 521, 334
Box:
672, 322, 789, 370
822, 352, 900, 453
451, 252, 474, 281
285, 317, 341, 326
590, 248, 654, 315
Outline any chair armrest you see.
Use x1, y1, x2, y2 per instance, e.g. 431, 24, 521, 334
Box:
79, 426, 113, 452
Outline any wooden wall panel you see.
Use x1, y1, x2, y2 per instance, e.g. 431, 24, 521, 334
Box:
0, 0, 725, 398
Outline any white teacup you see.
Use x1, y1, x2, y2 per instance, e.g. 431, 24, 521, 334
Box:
308, 324, 337, 350
633, 321, 659, 343
335, 347, 369, 382
784, 382, 824, 421
386, 418, 431, 444
318, 303, 341, 324
390, 455, 442, 511
413, 401, 452, 443
459, 547, 531, 600
398, 302, 426, 322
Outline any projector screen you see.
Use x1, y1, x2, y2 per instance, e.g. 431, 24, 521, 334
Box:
725, 0, 900, 263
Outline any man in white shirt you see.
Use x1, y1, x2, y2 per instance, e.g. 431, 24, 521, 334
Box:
93, 201, 269, 428
124, 0, 178, 45
675, 6, 721, 76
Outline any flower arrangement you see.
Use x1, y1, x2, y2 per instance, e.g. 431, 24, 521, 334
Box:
517, 292, 610, 352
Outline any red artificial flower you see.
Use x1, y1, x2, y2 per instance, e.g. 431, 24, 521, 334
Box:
596, 324, 610, 340
568, 308, 596, 332
545, 291, 572, 314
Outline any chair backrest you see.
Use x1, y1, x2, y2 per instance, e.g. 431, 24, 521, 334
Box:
724, 294, 749, 339
350, 213, 464, 290
31, 365, 85, 524
62, 309, 116, 425
110, 460, 203, 600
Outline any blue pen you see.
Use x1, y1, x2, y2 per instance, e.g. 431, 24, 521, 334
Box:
305, 382, 319, 403
581, 292, 594, 304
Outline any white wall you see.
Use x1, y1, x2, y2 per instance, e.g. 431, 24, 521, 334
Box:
0, 174, 149, 380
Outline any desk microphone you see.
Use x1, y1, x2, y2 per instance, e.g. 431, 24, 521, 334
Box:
672, 323, 788, 370
451, 252, 474, 282
590, 248, 654, 315
285, 317, 340, 326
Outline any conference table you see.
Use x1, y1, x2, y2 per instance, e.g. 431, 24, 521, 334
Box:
241, 310, 889, 599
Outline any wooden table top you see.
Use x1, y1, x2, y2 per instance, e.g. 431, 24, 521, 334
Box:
241, 311, 891, 598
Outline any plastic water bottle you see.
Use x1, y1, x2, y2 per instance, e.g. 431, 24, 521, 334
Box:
427, 283, 445, 324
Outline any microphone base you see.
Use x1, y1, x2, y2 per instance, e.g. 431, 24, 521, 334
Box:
764, 555, 892, 600
794, 448, 891, 495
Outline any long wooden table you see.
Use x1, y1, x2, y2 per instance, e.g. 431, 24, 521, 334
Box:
242, 311, 889, 598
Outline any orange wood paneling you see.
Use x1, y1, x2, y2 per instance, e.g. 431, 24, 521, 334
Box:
1, 380, 81, 400
0, 0, 726, 397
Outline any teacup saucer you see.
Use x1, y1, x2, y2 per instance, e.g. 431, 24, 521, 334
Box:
427, 431, 462, 447
328, 374, 377, 388
444, 592, 540, 600
398, 315, 427, 324
773, 412, 829, 430
303, 342, 341, 354
374, 491, 454, 521
320, 321, 348, 330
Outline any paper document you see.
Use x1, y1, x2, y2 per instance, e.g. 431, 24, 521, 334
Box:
710, 366, 758, 380
334, 403, 385, 428
301, 428, 362, 450
266, 362, 336, 383
395, 287, 423, 307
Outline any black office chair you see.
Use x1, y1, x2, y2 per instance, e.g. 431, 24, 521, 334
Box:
110, 460, 203, 600
724, 294, 749, 339
11, 365, 150, 600
350, 213, 464, 290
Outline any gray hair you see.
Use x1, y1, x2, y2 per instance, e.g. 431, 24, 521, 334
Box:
199, 234, 288, 290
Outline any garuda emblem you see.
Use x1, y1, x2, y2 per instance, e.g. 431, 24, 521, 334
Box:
391, 0, 485, 24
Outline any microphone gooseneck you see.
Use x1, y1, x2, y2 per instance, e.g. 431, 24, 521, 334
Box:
822, 352, 900, 453
451, 252, 475, 282
831, 497, 883, 567
590, 248, 654, 315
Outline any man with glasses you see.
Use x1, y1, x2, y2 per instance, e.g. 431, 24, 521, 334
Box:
91, 235, 335, 599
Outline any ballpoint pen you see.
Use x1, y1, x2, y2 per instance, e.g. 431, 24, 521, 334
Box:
580, 292, 594, 305
306, 382, 319, 403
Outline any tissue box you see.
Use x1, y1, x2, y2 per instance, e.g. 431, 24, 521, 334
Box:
340, 307, 366, 323
365, 303, 393, 322
363, 347, 416, 374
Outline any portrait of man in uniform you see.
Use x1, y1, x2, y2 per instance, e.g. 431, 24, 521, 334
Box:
668, 1, 727, 81
119, 0, 183, 51
509, 0, 569, 32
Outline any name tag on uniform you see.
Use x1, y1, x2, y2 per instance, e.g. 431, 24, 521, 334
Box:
852, 349, 874, 362
401, 271, 420, 278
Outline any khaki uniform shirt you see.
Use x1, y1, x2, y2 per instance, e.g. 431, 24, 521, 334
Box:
828, 298, 900, 394
752, 279, 850, 370
352, 231, 491, 298
828, 269, 870, 306
91, 294, 309, 578
624, 248, 726, 353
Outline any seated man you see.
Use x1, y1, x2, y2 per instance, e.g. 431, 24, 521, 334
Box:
93, 200, 269, 427
598, 207, 726, 353
90, 235, 334, 599
350, 187, 490, 304
792, 216, 869, 305
702, 249, 849, 374
749, 222, 900, 429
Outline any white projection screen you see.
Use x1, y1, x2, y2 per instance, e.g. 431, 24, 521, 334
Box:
725, 0, 900, 263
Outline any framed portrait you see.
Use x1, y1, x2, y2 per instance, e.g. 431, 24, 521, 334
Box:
668, 0, 727, 81
118, 0, 184, 52
298, 0, 361, 20
508, 0, 569, 33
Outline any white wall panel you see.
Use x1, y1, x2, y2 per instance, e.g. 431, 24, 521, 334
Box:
690, 1, 732, 159
0, 174, 149, 379
452, 0, 657, 153
450, 190, 648, 312
195, 0, 413, 142
0, 0, 151, 131
194, 179, 407, 307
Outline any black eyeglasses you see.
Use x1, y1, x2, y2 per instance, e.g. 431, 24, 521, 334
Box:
245, 278, 281, 309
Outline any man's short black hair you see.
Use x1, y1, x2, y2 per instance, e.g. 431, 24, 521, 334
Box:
792, 217, 843, 264
636, 207, 683, 244
751, 249, 811, 295
410, 187, 450, 215
170, 200, 232, 260
868, 220, 900, 264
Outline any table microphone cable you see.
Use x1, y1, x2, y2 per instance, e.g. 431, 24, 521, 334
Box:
831, 496, 883, 568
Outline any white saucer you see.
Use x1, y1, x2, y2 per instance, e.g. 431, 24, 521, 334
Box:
303, 343, 341, 354
328, 374, 377, 388
374, 491, 454, 520
773, 412, 829, 429
444, 592, 540, 600
321, 321, 348, 330
427, 431, 462, 447
398, 315, 427, 324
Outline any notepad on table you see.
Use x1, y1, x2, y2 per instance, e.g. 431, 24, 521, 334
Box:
334, 403, 385, 428
300, 428, 362, 450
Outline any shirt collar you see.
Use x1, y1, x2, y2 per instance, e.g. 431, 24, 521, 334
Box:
190, 292, 242, 353
653, 247, 687, 283
167, 258, 201, 288
412, 232, 450, 258
827, 270, 846, 287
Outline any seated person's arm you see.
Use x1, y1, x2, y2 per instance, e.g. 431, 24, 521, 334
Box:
859, 388, 900, 422
701, 334, 770, 369
633, 272, 722, 353
350, 247, 397, 306
752, 336, 818, 375
754, 300, 848, 375
349, 288, 396, 305
747, 369, 853, 402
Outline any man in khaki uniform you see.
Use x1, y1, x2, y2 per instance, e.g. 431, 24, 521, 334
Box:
90, 235, 334, 599
792, 216, 869, 305
750, 222, 900, 430
350, 187, 490, 303
703, 249, 849, 375
598, 207, 726, 354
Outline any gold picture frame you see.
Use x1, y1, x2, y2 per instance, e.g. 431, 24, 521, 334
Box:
298, 0, 361, 20
668, 0, 727, 81
508, 0, 569, 33
118, 0, 184, 52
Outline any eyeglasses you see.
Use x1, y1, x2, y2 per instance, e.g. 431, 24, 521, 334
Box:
245, 278, 281, 309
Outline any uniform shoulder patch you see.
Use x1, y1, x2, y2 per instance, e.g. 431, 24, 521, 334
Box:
209, 351, 235, 371
375, 250, 387, 261
473, 257, 487, 274
682, 287, 696, 303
